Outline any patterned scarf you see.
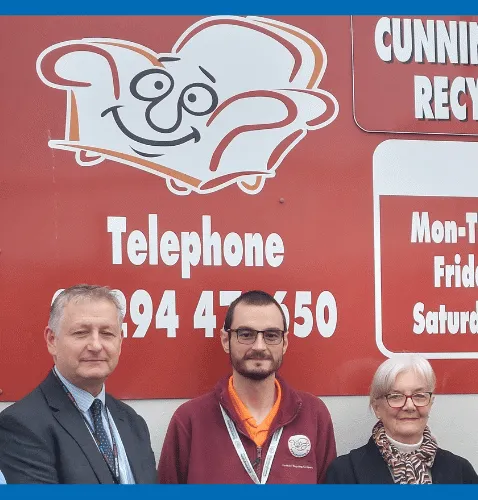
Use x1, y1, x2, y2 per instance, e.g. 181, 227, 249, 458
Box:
372, 420, 438, 484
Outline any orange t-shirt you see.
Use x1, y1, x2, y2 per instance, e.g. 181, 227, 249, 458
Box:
228, 376, 282, 447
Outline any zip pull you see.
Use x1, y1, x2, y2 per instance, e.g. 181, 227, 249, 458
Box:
253, 446, 262, 469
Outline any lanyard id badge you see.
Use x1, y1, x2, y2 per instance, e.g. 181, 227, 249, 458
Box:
220, 404, 283, 484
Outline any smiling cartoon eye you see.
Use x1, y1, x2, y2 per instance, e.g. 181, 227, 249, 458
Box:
130, 69, 174, 102
180, 83, 218, 116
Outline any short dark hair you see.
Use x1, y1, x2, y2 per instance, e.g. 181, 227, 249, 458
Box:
223, 290, 287, 332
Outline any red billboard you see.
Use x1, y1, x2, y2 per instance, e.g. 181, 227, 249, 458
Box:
1, 16, 477, 400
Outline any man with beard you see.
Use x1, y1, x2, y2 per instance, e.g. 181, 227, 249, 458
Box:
158, 290, 336, 484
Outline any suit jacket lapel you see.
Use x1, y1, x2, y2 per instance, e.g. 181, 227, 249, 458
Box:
40, 371, 115, 484
106, 396, 144, 483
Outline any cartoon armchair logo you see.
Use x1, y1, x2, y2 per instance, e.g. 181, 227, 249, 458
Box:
37, 16, 338, 195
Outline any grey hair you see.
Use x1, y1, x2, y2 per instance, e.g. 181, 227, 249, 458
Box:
48, 284, 124, 333
369, 353, 436, 406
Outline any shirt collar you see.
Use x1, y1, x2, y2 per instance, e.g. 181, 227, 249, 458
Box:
386, 433, 423, 454
54, 366, 106, 412
227, 375, 282, 426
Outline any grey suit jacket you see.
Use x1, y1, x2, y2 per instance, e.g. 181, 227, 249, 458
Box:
0, 371, 157, 484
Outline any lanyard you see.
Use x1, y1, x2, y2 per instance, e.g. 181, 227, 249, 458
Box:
219, 404, 283, 484
52, 369, 120, 483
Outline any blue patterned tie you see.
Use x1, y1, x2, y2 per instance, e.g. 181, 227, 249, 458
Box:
90, 399, 115, 471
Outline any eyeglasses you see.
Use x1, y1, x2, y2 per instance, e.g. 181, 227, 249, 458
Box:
226, 328, 285, 345
384, 392, 433, 408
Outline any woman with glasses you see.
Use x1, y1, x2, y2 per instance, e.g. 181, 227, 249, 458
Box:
326, 353, 478, 484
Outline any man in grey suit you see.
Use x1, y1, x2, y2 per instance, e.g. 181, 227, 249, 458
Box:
0, 284, 156, 484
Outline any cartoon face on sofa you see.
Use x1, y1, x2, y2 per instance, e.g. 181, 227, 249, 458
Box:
100, 58, 219, 155
37, 16, 339, 195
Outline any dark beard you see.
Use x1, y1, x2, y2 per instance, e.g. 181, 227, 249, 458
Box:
235, 367, 276, 381
229, 345, 282, 381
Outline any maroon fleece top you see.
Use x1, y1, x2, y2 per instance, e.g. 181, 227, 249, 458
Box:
158, 375, 336, 483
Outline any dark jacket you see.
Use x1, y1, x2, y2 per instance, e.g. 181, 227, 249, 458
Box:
0, 371, 157, 484
158, 375, 336, 484
326, 437, 478, 484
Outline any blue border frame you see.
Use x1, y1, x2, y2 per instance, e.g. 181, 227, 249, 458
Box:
1, 0, 476, 14
1, 6, 476, 498
0, 484, 477, 496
